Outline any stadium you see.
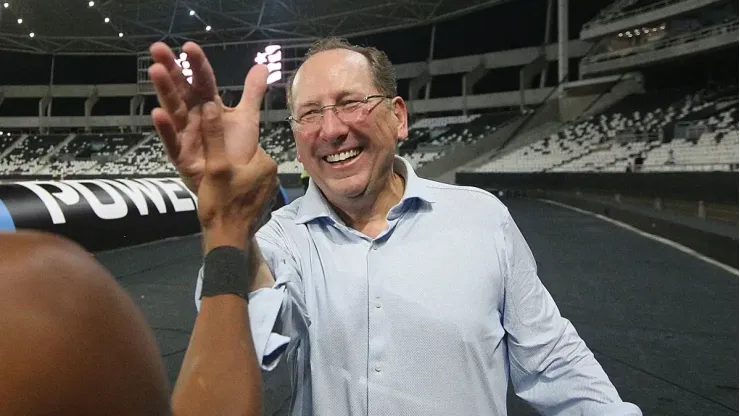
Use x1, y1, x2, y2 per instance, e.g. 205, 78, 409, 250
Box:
0, 0, 737, 414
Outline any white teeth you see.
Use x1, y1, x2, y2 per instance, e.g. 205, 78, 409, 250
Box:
325, 148, 361, 163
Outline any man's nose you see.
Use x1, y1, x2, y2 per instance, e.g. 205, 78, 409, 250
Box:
318, 109, 350, 142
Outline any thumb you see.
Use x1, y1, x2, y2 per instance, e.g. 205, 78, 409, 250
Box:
236, 64, 269, 117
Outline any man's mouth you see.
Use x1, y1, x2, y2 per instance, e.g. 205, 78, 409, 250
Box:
323, 147, 363, 164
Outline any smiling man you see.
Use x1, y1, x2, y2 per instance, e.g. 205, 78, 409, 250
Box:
149, 36, 641, 416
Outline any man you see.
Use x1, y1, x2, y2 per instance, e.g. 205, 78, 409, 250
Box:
149, 38, 642, 415
0, 76, 277, 416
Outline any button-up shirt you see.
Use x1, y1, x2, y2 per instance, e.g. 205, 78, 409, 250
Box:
195, 156, 642, 416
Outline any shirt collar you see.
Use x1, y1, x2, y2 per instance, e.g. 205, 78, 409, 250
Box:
294, 155, 435, 225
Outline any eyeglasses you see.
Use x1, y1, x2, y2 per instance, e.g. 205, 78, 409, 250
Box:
287, 94, 392, 133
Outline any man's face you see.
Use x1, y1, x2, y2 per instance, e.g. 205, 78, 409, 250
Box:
289, 49, 407, 201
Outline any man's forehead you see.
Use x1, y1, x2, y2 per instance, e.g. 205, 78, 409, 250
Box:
292, 49, 373, 104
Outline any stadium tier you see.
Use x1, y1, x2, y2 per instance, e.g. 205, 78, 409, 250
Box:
0, 113, 515, 178
0, 96, 736, 179
475, 87, 739, 173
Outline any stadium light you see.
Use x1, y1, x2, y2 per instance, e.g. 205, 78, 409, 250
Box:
174, 52, 194, 84
104, 17, 110, 23
17, 18, 22, 24
88, 0, 94, 7
205, 25, 211, 31
189, 10, 195, 16
3, 3, 8, 8
118, 32, 123, 37
29, 32, 34, 37
255, 45, 282, 85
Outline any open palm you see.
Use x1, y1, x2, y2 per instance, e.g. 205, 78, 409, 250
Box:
148, 41, 268, 193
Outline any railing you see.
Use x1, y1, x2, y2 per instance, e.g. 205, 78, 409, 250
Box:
584, 0, 694, 29
642, 162, 739, 172
582, 20, 738, 64
582, 0, 637, 30
615, 131, 662, 142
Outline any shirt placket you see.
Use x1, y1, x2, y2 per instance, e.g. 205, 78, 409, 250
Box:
366, 217, 400, 416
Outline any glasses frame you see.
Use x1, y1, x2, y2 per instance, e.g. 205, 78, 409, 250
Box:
286, 94, 393, 128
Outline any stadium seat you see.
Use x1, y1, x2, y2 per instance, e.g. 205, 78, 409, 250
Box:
475, 87, 739, 174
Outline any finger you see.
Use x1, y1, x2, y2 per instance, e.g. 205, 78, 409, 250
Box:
236, 64, 269, 117
150, 42, 192, 100
200, 100, 228, 172
151, 108, 180, 161
182, 42, 219, 103
179, 106, 203, 158
149, 63, 189, 131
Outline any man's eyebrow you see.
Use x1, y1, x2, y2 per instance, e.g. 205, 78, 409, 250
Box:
336, 90, 362, 100
296, 91, 362, 110
295, 100, 320, 112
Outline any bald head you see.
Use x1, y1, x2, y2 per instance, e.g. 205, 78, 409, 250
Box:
0, 231, 170, 416
290, 48, 374, 110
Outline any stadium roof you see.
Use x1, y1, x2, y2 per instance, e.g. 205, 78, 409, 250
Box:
0, 0, 510, 55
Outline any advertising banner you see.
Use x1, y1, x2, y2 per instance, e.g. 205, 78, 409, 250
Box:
0, 178, 201, 252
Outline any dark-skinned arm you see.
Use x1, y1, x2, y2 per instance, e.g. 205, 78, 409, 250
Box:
171, 226, 263, 416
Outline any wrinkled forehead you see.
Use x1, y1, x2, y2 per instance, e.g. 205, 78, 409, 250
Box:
291, 49, 376, 108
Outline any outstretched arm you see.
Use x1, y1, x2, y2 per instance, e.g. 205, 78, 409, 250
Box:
170, 74, 276, 416
500, 209, 642, 416
172, 233, 263, 416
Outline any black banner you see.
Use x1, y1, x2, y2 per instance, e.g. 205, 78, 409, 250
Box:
0, 177, 295, 252
0, 178, 201, 252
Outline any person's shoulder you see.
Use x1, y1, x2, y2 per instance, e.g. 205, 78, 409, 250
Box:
268, 195, 304, 223
256, 195, 307, 243
419, 177, 510, 216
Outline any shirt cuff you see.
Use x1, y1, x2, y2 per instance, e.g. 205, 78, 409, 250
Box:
247, 286, 290, 371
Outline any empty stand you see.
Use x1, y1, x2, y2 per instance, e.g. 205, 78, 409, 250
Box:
0, 135, 67, 175
98, 138, 173, 176
476, 88, 738, 174
2, 95, 730, 179
36, 133, 143, 176
398, 112, 516, 169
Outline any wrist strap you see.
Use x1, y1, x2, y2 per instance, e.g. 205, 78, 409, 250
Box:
200, 246, 249, 301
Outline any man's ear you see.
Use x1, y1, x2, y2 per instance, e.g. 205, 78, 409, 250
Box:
392, 97, 409, 142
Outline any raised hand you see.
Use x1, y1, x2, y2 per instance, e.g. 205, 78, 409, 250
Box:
149, 41, 270, 193
197, 97, 278, 244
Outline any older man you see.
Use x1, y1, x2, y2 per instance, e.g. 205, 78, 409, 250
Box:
149, 38, 641, 416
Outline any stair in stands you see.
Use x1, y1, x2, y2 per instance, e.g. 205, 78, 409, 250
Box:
32, 134, 77, 174
82, 132, 156, 175
0, 135, 28, 160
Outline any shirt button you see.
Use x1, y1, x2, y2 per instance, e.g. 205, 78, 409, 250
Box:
374, 301, 382, 309
374, 366, 382, 373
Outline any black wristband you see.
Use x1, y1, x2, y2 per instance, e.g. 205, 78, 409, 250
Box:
200, 246, 250, 301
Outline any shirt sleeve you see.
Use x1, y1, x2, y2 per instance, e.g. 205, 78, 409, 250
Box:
194, 219, 310, 372
500, 208, 642, 416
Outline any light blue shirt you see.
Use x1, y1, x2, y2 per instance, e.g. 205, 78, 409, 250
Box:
195, 156, 642, 416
